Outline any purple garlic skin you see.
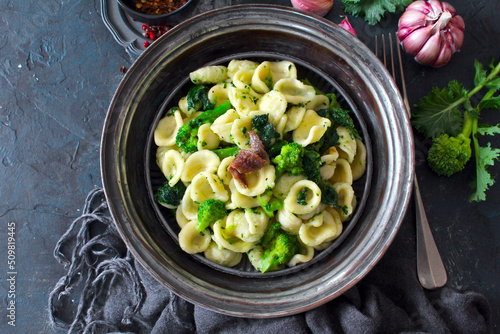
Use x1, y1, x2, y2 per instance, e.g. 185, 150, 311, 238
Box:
397, 0, 465, 67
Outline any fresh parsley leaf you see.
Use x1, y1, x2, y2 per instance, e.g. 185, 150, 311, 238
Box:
342, 0, 412, 25
412, 81, 468, 139
470, 142, 500, 202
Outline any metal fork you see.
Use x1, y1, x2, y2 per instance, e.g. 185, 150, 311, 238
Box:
376, 33, 447, 289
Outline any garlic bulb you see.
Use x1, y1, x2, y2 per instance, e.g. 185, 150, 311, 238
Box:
397, 0, 465, 67
291, 0, 334, 17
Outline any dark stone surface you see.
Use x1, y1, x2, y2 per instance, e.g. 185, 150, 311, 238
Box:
0, 0, 498, 332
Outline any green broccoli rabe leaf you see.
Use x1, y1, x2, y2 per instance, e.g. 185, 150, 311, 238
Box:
478, 96, 500, 111
187, 85, 214, 111
342, 0, 412, 25
412, 81, 467, 139
303, 150, 344, 210
251, 114, 280, 149
154, 181, 186, 208
259, 222, 301, 273
197, 199, 228, 232
470, 142, 500, 202
267, 140, 288, 158
477, 124, 500, 136
326, 93, 342, 110
297, 187, 308, 205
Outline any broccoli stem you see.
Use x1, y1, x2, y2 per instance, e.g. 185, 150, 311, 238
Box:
212, 146, 240, 159
189, 100, 232, 127
460, 111, 474, 139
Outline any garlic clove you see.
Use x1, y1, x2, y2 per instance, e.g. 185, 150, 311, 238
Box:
431, 41, 453, 67
407, 0, 433, 15
415, 30, 442, 65
450, 15, 466, 33
441, 1, 457, 15
290, 0, 333, 17
429, 0, 444, 16
401, 25, 434, 57
399, 10, 429, 29
338, 16, 357, 36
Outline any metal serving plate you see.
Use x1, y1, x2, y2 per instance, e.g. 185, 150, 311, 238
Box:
101, 5, 413, 317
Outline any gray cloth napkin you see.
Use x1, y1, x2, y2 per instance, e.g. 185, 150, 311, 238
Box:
49, 188, 492, 333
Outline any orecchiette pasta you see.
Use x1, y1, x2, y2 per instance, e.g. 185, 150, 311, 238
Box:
190, 172, 229, 203
232, 164, 276, 197
208, 83, 230, 106
298, 210, 342, 247
333, 182, 357, 222
159, 149, 185, 187
306, 94, 330, 111
154, 109, 184, 147
190, 65, 228, 84
181, 150, 220, 182
227, 59, 258, 78
351, 138, 367, 181
274, 78, 316, 105
178, 220, 211, 254
256, 90, 287, 126
204, 242, 243, 267
336, 126, 357, 163
211, 108, 239, 143
212, 217, 256, 253
288, 243, 315, 267
152, 59, 366, 273
197, 123, 220, 150
284, 105, 306, 133
292, 110, 331, 146
284, 180, 322, 215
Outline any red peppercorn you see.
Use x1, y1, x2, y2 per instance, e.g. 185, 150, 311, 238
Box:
143, 40, 150, 47
141, 24, 148, 31
148, 32, 156, 40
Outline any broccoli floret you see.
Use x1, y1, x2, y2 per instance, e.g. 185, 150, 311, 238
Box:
260, 222, 301, 273
272, 142, 305, 178
196, 199, 228, 232
251, 114, 280, 149
303, 150, 345, 212
154, 181, 186, 208
212, 146, 240, 159
427, 113, 473, 176
257, 190, 284, 217
176, 100, 232, 153
187, 85, 214, 111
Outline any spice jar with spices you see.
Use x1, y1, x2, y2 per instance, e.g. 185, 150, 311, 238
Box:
117, 0, 193, 25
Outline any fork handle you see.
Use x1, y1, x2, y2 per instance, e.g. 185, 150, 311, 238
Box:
414, 178, 447, 289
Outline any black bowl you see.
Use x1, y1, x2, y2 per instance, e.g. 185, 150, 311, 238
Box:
116, 0, 193, 25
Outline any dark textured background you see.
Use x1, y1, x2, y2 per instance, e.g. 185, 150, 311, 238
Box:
0, 0, 498, 332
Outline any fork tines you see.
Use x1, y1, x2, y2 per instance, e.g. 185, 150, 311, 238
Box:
375, 32, 410, 116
